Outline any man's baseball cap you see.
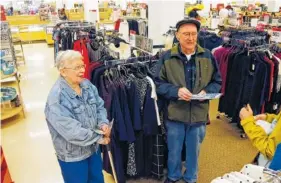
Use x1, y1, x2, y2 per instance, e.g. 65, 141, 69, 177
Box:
176, 18, 201, 31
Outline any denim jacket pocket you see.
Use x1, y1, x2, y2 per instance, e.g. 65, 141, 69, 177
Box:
73, 105, 86, 125
88, 98, 97, 117
66, 142, 72, 154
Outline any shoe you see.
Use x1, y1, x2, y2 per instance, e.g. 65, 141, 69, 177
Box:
164, 178, 178, 183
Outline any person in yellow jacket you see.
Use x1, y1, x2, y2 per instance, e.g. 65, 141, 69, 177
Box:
240, 104, 281, 160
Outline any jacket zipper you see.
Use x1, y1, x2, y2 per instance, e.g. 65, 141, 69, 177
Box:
184, 59, 192, 123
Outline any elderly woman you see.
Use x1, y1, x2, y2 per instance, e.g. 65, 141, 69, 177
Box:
45, 50, 110, 183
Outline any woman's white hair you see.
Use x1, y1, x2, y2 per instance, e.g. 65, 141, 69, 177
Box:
55, 50, 83, 70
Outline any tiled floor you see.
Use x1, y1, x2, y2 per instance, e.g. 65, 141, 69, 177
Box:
1, 43, 258, 183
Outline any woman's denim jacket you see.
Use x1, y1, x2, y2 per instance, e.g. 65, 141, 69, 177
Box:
44, 77, 109, 162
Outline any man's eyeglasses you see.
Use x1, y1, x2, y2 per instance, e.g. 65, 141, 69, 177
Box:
64, 64, 86, 71
180, 32, 198, 38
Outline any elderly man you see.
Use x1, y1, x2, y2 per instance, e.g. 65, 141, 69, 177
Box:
155, 19, 222, 183
45, 50, 110, 183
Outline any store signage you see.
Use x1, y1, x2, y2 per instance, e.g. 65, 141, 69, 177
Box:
271, 31, 281, 43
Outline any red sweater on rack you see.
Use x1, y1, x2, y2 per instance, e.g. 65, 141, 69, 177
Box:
73, 39, 90, 80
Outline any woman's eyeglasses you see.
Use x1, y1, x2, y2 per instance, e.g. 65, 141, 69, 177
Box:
64, 64, 86, 71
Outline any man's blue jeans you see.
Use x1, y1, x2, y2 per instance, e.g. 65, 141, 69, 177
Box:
165, 119, 206, 183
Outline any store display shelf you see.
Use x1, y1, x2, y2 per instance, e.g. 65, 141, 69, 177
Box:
1, 71, 17, 80
0, 44, 13, 50
1, 56, 15, 61
0, 76, 17, 83
1, 105, 23, 120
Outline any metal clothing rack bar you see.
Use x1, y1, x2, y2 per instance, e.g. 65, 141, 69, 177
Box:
120, 16, 148, 21
104, 55, 157, 66
248, 43, 279, 52
129, 44, 154, 55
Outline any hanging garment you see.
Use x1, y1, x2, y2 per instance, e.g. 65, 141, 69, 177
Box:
138, 20, 147, 37
127, 20, 139, 35
114, 19, 121, 31
86, 42, 104, 62
73, 40, 90, 79
119, 21, 130, 42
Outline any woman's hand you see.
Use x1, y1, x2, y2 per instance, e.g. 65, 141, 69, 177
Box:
97, 137, 110, 145
239, 104, 254, 120
254, 114, 267, 121
101, 125, 111, 137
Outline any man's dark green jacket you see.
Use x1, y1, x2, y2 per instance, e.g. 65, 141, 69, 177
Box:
155, 43, 222, 123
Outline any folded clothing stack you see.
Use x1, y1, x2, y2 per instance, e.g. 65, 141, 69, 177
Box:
1, 59, 15, 77
1, 87, 20, 108
212, 164, 281, 183
1, 88, 20, 108
0, 50, 5, 57
1, 87, 17, 103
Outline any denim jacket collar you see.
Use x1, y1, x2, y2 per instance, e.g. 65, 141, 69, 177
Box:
59, 76, 89, 99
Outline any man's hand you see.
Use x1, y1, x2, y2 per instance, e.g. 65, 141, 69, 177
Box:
239, 104, 254, 120
101, 125, 111, 137
178, 87, 192, 101
97, 137, 111, 145
254, 114, 267, 121
198, 90, 206, 101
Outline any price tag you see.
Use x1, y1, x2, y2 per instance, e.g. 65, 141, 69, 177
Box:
271, 30, 281, 43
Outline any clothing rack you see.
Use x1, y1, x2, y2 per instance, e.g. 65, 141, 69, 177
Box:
120, 16, 148, 21
107, 33, 154, 56
89, 47, 164, 182
214, 30, 280, 138
104, 55, 157, 66
102, 44, 120, 59
248, 43, 279, 52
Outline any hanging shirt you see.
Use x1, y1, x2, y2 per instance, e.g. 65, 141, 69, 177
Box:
119, 21, 130, 42
73, 40, 90, 79
138, 20, 147, 36
140, 8, 147, 19
146, 76, 161, 126
273, 55, 281, 92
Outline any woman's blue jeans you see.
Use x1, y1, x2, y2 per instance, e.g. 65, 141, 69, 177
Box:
165, 119, 206, 183
58, 148, 104, 183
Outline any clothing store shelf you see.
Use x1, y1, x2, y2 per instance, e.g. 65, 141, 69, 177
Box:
1, 105, 24, 120
1, 56, 14, 61
0, 44, 13, 49
0, 76, 17, 83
